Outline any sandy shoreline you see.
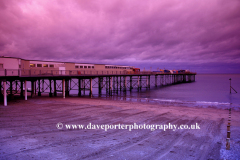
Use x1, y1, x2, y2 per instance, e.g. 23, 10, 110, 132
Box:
1, 97, 240, 159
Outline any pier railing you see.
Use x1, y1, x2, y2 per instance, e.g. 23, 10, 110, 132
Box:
0, 69, 196, 77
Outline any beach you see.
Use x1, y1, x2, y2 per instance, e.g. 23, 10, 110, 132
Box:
1, 97, 240, 160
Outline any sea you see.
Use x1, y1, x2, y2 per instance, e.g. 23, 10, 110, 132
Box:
87, 74, 240, 109
25, 74, 240, 109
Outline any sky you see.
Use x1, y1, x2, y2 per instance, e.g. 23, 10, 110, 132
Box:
0, 0, 240, 73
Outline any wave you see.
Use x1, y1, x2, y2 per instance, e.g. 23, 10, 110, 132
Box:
134, 98, 240, 110
195, 101, 230, 105
92, 94, 240, 110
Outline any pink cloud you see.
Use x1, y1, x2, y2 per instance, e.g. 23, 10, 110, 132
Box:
0, 0, 239, 68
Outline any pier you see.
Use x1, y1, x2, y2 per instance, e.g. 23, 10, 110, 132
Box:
0, 70, 196, 106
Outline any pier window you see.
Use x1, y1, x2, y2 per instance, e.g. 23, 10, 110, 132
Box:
37, 64, 42, 67
92, 66, 94, 69
43, 64, 48, 67
80, 66, 83, 68
30, 64, 36, 67
49, 64, 54, 68
75, 66, 79, 68
84, 66, 87, 68
88, 66, 91, 69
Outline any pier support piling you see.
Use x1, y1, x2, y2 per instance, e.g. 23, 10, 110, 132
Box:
49, 79, 52, 97
140, 76, 142, 90
116, 76, 118, 94
31, 81, 34, 97
21, 80, 23, 97
98, 77, 101, 95
90, 78, 92, 97
34, 81, 37, 95
83, 79, 85, 95
38, 79, 41, 96
124, 76, 127, 92
155, 75, 157, 87
130, 76, 132, 91
63, 79, 65, 99
108, 77, 110, 95
137, 76, 140, 91
78, 79, 81, 96
110, 77, 113, 95
10, 81, 13, 99
148, 75, 150, 89
0, 81, 2, 98
120, 76, 122, 91
146, 76, 148, 89
42, 79, 44, 94
15, 81, 17, 94
25, 80, 27, 100
65, 79, 69, 97
54, 80, 57, 96
183, 75, 186, 83
3, 80, 7, 106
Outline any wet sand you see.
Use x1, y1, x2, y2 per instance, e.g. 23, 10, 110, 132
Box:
1, 97, 240, 160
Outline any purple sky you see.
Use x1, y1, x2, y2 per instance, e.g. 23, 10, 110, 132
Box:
0, 0, 240, 73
